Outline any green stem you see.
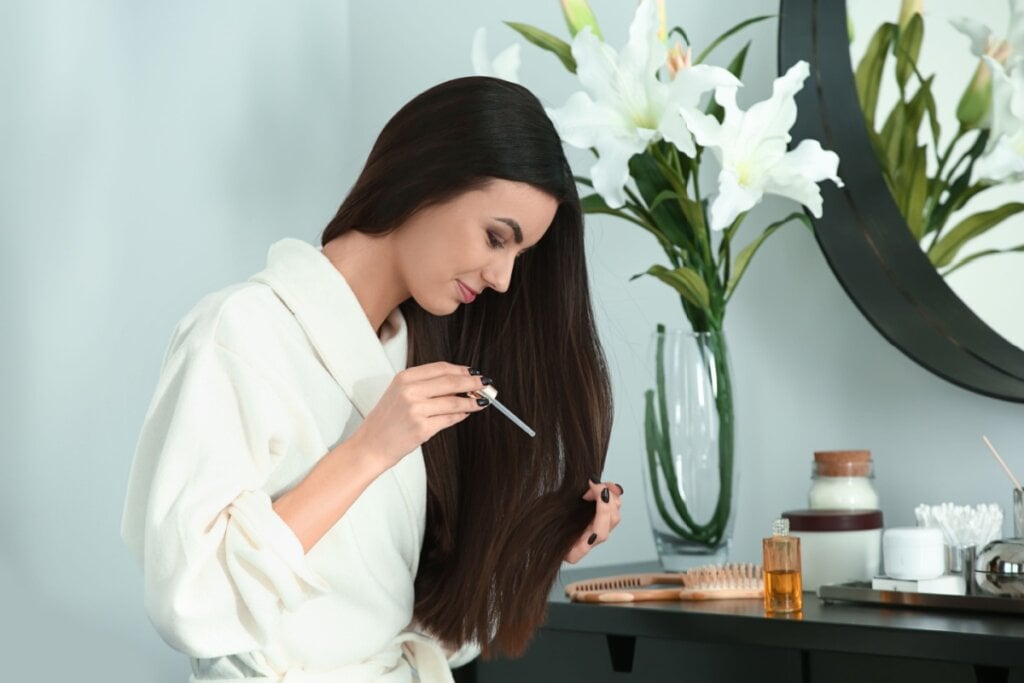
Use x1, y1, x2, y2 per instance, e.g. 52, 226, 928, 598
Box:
644, 324, 734, 549
926, 133, 982, 252
649, 145, 714, 271
644, 390, 705, 542
922, 128, 966, 244
653, 325, 715, 537
705, 331, 735, 546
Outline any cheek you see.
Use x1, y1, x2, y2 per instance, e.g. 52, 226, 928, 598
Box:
412, 244, 459, 285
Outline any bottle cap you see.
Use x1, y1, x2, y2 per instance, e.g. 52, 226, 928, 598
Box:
772, 518, 790, 536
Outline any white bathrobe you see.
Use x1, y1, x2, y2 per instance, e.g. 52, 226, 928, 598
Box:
121, 238, 475, 682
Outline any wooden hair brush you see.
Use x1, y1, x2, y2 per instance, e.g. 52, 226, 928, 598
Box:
565, 563, 764, 603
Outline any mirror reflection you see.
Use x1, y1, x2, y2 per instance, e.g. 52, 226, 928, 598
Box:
847, 1, 1024, 350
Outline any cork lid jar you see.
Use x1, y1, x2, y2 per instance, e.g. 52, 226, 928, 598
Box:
809, 450, 879, 510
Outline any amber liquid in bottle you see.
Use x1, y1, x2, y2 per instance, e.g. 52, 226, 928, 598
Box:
763, 519, 803, 614
764, 569, 803, 613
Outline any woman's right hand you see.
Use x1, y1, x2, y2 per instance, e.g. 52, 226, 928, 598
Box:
351, 362, 492, 470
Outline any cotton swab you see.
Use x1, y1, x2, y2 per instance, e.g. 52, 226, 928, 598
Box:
981, 435, 1022, 491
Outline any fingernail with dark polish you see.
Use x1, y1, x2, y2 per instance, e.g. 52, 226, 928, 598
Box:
468, 367, 482, 375
587, 533, 597, 546
589, 474, 600, 485
476, 398, 490, 407
481, 376, 494, 386
601, 487, 610, 503
616, 483, 624, 494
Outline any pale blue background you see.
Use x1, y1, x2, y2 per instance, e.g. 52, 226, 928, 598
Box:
2, 1, 1021, 681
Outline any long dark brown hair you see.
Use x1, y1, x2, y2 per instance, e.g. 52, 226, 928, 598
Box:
321, 76, 612, 658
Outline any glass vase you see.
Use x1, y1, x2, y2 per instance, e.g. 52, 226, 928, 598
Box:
641, 327, 737, 570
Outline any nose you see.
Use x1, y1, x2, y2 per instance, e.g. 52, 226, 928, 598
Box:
483, 254, 516, 294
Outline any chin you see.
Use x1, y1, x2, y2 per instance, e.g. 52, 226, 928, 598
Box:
412, 294, 460, 317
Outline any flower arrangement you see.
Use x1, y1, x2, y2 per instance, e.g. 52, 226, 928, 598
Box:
853, 0, 1024, 275
473, 0, 842, 551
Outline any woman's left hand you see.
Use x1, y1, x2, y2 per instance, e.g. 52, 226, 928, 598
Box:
565, 478, 623, 564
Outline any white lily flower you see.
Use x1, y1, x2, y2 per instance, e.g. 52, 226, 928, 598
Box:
471, 27, 521, 83
950, 0, 1024, 69
680, 61, 844, 231
545, 0, 739, 208
975, 59, 1024, 182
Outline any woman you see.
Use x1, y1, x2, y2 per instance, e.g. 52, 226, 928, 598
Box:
121, 76, 620, 682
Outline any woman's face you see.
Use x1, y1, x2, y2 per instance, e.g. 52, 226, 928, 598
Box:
395, 179, 559, 315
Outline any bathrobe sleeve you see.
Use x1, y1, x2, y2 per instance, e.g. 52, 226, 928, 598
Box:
123, 336, 330, 659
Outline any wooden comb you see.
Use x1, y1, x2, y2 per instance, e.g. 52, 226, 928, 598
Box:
565, 563, 764, 603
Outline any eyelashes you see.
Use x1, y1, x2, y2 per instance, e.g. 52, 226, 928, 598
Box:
487, 229, 531, 259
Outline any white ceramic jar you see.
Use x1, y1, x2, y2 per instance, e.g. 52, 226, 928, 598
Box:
808, 450, 879, 510
783, 509, 884, 591
882, 527, 945, 580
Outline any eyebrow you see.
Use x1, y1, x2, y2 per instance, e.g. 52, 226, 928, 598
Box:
494, 217, 523, 244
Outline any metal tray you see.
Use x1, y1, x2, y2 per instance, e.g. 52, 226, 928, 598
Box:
818, 581, 1024, 616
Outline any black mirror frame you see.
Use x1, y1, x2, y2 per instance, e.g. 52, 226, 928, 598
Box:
778, 0, 1024, 401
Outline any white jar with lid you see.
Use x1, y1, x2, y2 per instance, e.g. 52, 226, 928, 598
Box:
808, 450, 879, 509
783, 509, 884, 590
883, 527, 945, 580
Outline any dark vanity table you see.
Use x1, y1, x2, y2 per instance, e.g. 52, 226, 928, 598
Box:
458, 562, 1024, 683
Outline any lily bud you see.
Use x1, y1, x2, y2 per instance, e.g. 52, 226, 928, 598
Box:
956, 41, 1013, 129
957, 60, 993, 129
898, 0, 923, 30
560, 0, 602, 39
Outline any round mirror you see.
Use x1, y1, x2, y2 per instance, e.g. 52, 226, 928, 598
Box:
847, 2, 1024, 350
779, 0, 1024, 402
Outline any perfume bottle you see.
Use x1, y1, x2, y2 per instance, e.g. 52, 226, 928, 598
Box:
763, 518, 803, 614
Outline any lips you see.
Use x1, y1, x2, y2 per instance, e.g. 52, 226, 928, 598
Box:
456, 280, 478, 304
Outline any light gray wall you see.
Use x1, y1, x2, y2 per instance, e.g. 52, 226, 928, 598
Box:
3, 1, 1021, 681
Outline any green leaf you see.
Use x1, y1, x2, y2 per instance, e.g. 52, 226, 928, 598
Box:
694, 14, 774, 65
580, 193, 609, 213
725, 212, 811, 299
647, 152, 707, 237
668, 25, 690, 45
866, 127, 892, 188
943, 243, 1024, 276
926, 132, 992, 241
628, 153, 696, 254
504, 21, 576, 73
919, 76, 942, 147
648, 189, 680, 213
706, 41, 751, 123
855, 23, 896, 129
895, 13, 924, 91
578, 193, 665, 239
903, 84, 930, 135
880, 100, 906, 170
643, 264, 711, 313
898, 145, 929, 239
929, 202, 1024, 267
926, 179, 984, 241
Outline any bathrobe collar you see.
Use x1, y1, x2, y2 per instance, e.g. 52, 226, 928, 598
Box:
249, 238, 408, 418
250, 238, 427, 580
